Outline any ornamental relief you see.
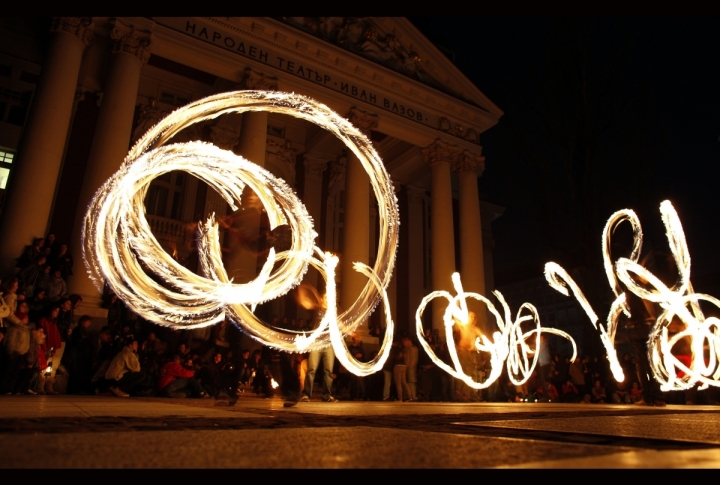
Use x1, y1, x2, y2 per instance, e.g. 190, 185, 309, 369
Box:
279, 17, 459, 100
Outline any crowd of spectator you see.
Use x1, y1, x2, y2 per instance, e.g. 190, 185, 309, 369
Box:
1, 235, 718, 407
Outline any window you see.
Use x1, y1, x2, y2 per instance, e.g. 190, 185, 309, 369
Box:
0, 148, 15, 213
0, 88, 32, 126
144, 171, 186, 220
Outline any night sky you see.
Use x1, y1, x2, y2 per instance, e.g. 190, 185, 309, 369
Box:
409, 18, 720, 286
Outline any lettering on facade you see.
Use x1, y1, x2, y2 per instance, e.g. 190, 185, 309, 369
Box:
181, 20, 429, 125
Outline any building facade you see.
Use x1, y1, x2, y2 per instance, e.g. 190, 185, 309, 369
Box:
0, 17, 504, 337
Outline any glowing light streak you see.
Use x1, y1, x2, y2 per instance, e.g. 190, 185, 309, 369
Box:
416, 272, 577, 389
546, 200, 720, 391
614, 201, 720, 391
83, 91, 400, 360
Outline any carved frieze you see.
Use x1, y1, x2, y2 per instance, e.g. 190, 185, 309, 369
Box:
279, 17, 443, 93
438, 117, 479, 144
348, 107, 379, 136
244, 68, 278, 91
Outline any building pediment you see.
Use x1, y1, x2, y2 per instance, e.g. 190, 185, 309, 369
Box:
278, 18, 487, 107
149, 17, 502, 149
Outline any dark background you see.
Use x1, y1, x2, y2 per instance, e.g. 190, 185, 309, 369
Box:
409, 18, 720, 293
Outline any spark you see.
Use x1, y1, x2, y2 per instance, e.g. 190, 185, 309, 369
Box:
82, 91, 400, 363
416, 272, 577, 389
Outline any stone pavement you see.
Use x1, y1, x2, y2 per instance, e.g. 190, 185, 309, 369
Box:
1, 394, 719, 468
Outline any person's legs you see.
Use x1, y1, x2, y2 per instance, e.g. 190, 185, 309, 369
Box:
280, 352, 299, 403
116, 371, 147, 394
383, 370, 392, 400
407, 366, 418, 400
298, 358, 307, 394
538, 364, 551, 400
321, 347, 335, 400
393, 365, 406, 401
303, 350, 320, 399
185, 377, 206, 398
163, 378, 190, 396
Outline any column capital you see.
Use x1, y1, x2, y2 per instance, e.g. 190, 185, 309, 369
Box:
51, 17, 94, 46
406, 185, 426, 203
244, 68, 278, 90
303, 154, 328, 177
452, 150, 486, 177
348, 107, 378, 136
110, 18, 153, 64
210, 125, 240, 151
421, 139, 459, 167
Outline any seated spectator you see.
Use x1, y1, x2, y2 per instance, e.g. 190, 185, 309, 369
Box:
238, 349, 253, 387
35, 265, 52, 296
28, 289, 47, 323
1, 301, 31, 394
195, 354, 222, 397
105, 338, 146, 397
17, 255, 46, 297
47, 269, 67, 302
66, 316, 94, 394
547, 382, 560, 402
50, 244, 74, 280
611, 380, 632, 404
20, 326, 47, 395
630, 381, 644, 403
591, 379, 607, 403
17, 237, 44, 270
158, 354, 206, 398
561, 379, 580, 403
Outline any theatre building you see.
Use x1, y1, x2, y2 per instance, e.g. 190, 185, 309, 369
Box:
0, 17, 504, 338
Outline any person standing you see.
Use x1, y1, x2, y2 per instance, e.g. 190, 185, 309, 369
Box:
402, 336, 418, 402
393, 339, 412, 402
537, 334, 552, 401
301, 344, 337, 402
38, 303, 63, 394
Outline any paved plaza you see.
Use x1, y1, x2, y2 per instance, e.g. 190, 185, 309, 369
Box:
1, 394, 719, 468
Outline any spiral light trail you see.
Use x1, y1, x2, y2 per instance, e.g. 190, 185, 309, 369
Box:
82, 91, 399, 360
416, 272, 577, 389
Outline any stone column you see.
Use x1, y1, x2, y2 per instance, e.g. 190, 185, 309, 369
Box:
296, 154, 328, 320
422, 140, 458, 333
206, 125, 239, 221
406, 185, 426, 329
303, 155, 327, 239
235, 68, 277, 168
0, 17, 93, 274
340, 108, 377, 336
68, 18, 153, 315
454, 150, 488, 331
